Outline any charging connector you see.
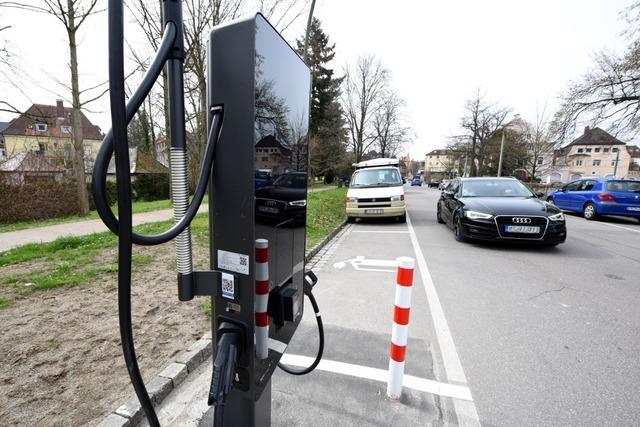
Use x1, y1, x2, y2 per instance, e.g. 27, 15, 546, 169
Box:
209, 321, 244, 426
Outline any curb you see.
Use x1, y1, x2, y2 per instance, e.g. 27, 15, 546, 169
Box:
97, 221, 346, 427
305, 219, 347, 261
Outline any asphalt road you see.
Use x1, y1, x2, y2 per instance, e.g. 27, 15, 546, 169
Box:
405, 185, 640, 426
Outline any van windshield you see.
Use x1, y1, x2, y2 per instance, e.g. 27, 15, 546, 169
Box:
350, 168, 402, 188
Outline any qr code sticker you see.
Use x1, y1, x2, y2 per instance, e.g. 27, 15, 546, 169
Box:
239, 257, 247, 267
221, 273, 235, 299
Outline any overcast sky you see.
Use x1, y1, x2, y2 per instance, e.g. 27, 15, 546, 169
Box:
0, 0, 634, 159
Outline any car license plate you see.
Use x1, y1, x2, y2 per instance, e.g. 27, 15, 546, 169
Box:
505, 225, 540, 234
627, 207, 640, 211
364, 209, 384, 215
258, 206, 280, 214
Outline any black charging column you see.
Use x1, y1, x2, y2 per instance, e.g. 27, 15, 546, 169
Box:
206, 14, 311, 426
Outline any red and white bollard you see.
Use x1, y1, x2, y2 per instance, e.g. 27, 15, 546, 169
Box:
387, 256, 415, 399
255, 239, 269, 359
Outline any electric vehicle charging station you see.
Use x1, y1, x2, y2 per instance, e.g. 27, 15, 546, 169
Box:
94, 2, 322, 426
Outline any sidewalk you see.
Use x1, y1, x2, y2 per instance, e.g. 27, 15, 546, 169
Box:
0, 206, 208, 252
136, 221, 446, 426
0, 186, 337, 252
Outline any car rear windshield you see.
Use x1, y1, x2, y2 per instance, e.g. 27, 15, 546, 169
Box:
351, 168, 402, 188
604, 180, 640, 192
461, 179, 534, 197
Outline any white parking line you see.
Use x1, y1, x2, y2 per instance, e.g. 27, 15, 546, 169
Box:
280, 354, 473, 401
566, 216, 640, 234
406, 212, 482, 427
352, 230, 410, 234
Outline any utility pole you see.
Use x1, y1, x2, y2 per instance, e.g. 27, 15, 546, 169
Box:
613, 148, 620, 177
497, 132, 506, 177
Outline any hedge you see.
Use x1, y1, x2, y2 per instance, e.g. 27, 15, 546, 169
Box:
0, 181, 81, 224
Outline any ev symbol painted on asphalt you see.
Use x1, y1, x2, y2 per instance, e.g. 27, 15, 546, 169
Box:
333, 256, 400, 273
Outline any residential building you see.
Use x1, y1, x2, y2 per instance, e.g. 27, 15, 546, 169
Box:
540, 127, 639, 183
254, 135, 292, 176
1, 100, 103, 172
0, 152, 65, 185
424, 149, 459, 178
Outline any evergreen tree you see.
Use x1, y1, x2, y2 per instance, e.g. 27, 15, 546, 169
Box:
297, 18, 347, 182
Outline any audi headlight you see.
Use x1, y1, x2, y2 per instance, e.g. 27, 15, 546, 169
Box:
464, 210, 493, 220
289, 200, 307, 207
548, 212, 565, 221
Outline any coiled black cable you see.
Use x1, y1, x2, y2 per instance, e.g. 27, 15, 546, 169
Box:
277, 288, 324, 375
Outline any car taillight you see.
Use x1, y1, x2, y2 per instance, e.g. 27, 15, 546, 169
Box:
597, 193, 615, 201
400, 195, 405, 201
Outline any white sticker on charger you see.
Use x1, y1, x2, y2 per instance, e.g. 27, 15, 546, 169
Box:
218, 249, 249, 275
221, 273, 235, 300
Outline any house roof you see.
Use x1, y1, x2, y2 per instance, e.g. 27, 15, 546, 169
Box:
426, 149, 449, 156
255, 134, 282, 148
107, 147, 169, 174
0, 152, 64, 172
566, 126, 625, 147
2, 102, 103, 140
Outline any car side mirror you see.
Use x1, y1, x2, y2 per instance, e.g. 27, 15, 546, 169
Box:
535, 191, 544, 198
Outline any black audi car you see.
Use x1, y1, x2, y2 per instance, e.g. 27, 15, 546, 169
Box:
437, 177, 566, 246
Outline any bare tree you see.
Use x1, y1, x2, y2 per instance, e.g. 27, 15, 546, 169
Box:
341, 55, 388, 163
458, 90, 510, 176
514, 109, 557, 180
372, 90, 411, 158
553, 2, 640, 141
5, 0, 103, 214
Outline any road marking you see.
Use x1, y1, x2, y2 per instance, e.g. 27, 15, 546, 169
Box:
332, 256, 398, 273
280, 354, 473, 402
567, 217, 640, 234
352, 230, 410, 234
406, 212, 482, 427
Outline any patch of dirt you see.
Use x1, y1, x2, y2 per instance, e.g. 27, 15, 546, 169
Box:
0, 242, 211, 426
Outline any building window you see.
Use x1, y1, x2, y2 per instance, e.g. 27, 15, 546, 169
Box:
575, 160, 583, 166
577, 148, 584, 153
611, 160, 616, 167
594, 147, 600, 153
603, 148, 610, 153
537, 157, 543, 165
61, 125, 72, 134
612, 148, 619, 152
586, 148, 592, 153
38, 143, 45, 154
36, 123, 47, 132
592, 160, 601, 166
261, 156, 268, 161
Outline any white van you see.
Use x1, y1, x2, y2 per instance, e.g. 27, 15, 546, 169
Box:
346, 158, 406, 223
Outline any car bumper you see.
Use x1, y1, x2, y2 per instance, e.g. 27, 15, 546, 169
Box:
460, 217, 567, 244
594, 202, 640, 218
346, 205, 406, 218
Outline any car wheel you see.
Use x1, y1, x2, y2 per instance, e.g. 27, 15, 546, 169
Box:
583, 202, 597, 220
454, 215, 467, 242
398, 213, 406, 223
347, 216, 355, 224
436, 204, 445, 224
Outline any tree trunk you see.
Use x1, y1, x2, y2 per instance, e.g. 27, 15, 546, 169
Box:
67, 0, 89, 215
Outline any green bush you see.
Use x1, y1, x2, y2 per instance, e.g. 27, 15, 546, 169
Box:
132, 174, 170, 201
87, 180, 117, 210
0, 181, 81, 224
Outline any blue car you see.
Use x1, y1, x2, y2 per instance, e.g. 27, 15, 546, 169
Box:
547, 178, 640, 222
411, 176, 422, 186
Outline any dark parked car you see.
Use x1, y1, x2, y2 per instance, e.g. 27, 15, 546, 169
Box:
547, 178, 640, 222
411, 176, 422, 186
255, 172, 307, 225
437, 177, 566, 246
428, 179, 441, 188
